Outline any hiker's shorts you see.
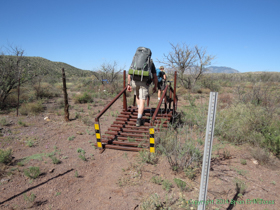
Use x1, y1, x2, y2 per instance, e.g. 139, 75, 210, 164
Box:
132, 80, 149, 100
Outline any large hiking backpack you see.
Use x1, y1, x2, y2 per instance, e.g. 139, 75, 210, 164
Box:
128, 47, 152, 82
156, 68, 163, 83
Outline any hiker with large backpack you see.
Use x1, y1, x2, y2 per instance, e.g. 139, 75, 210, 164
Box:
127, 47, 158, 127
157, 66, 167, 101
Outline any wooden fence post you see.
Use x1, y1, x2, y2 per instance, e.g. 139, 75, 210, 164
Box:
62, 68, 69, 122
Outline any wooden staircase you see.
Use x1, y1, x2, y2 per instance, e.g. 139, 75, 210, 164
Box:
94, 70, 178, 152
100, 106, 173, 151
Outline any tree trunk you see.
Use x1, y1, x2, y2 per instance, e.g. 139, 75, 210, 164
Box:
62, 68, 69, 122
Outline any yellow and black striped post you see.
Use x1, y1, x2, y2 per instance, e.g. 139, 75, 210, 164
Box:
149, 127, 155, 153
94, 122, 102, 148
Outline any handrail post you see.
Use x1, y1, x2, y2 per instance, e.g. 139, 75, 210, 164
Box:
173, 71, 177, 114
123, 70, 127, 111
94, 120, 102, 149
151, 85, 169, 126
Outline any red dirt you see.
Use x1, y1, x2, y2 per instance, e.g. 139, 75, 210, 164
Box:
0, 93, 279, 210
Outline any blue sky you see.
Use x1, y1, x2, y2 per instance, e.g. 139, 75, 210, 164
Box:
1, 0, 279, 73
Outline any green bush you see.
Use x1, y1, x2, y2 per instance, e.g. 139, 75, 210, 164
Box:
0, 117, 8, 126
73, 92, 93, 104
19, 101, 44, 115
67, 135, 75, 141
157, 125, 203, 172
77, 148, 86, 161
138, 150, 158, 165
33, 82, 60, 99
49, 156, 61, 164
82, 116, 93, 126
24, 166, 40, 179
261, 122, 280, 157
150, 176, 163, 185
216, 103, 280, 157
23, 193, 36, 203
199, 77, 221, 92
0, 148, 13, 164
174, 178, 187, 191
162, 179, 173, 191
26, 139, 35, 147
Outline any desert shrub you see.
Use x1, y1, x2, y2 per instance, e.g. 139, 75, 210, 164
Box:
157, 125, 203, 172
33, 82, 60, 99
184, 167, 197, 180
216, 102, 280, 157
176, 86, 189, 95
18, 119, 27, 127
23, 193, 36, 203
251, 147, 271, 165
162, 179, 173, 191
19, 101, 44, 115
138, 150, 158, 165
174, 178, 187, 191
77, 148, 86, 161
139, 193, 163, 210
0, 148, 13, 164
56, 98, 65, 108
0, 117, 8, 126
26, 139, 35, 147
104, 82, 123, 96
139, 193, 177, 210
261, 122, 280, 157
24, 166, 40, 179
82, 116, 93, 126
73, 92, 93, 103
150, 176, 163, 185
199, 76, 221, 92
180, 104, 208, 129
191, 84, 202, 93
67, 135, 75, 141
49, 156, 61, 164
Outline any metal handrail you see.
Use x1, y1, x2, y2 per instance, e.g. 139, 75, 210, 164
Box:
151, 71, 178, 125
151, 84, 169, 125
95, 85, 128, 121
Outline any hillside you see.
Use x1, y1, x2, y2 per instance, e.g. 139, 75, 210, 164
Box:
26, 56, 94, 77
2, 55, 93, 77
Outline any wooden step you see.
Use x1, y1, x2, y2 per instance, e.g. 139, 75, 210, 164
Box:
104, 144, 146, 152
119, 132, 149, 138
117, 136, 149, 142
101, 140, 148, 147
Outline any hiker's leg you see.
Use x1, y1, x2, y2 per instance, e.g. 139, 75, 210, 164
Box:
138, 99, 145, 116
136, 95, 140, 108
136, 81, 148, 126
157, 81, 162, 100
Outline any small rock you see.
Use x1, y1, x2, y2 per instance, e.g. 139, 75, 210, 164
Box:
1, 178, 10, 184
252, 159, 258, 165
49, 169, 55, 173
76, 131, 83, 135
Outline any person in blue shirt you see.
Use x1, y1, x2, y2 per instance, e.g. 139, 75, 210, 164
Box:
157, 66, 167, 101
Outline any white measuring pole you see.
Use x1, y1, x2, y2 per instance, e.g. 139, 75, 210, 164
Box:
198, 92, 218, 210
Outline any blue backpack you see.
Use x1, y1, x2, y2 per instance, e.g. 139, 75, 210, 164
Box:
156, 68, 162, 82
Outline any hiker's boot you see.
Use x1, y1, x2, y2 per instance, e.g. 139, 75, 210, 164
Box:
136, 118, 143, 127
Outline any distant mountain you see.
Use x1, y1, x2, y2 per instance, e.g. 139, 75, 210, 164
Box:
207, 66, 239, 74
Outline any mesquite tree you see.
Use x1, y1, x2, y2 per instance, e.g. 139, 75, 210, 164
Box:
157, 43, 215, 90
0, 46, 44, 107
92, 61, 123, 85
